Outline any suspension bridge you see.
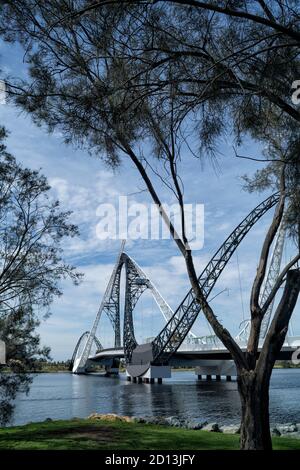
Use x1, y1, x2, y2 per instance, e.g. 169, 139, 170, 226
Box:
70, 193, 300, 383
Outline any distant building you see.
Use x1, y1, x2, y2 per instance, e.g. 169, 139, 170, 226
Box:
0, 339, 5, 365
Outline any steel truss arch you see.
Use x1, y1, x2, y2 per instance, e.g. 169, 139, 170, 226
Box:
138, 192, 281, 365
72, 192, 280, 372
235, 215, 287, 343
72, 241, 126, 373
103, 262, 122, 348
120, 252, 181, 363
72, 246, 177, 371
69, 331, 103, 371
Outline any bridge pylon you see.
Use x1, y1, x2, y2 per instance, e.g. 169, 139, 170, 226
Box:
72, 241, 126, 373
71, 241, 177, 374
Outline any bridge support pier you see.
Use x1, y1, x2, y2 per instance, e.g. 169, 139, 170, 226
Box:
126, 365, 171, 384
105, 367, 119, 376
73, 366, 87, 374
195, 361, 236, 382
142, 378, 155, 384
104, 358, 120, 376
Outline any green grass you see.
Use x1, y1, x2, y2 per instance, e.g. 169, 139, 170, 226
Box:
0, 419, 299, 450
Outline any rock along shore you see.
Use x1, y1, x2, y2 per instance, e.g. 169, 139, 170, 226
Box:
87, 413, 300, 439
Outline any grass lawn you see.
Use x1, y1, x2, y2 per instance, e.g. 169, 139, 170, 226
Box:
0, 419, 299, 450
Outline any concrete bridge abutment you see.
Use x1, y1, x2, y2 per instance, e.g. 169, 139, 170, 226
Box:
195, 360, 237, 382
126, 365, 171, 384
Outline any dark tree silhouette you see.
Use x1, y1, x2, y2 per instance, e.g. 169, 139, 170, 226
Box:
0, 127, 82, 424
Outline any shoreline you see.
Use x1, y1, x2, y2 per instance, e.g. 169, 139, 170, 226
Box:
8, 414, 300, 437
0, 417, 299, 450
28, 365, 300, 373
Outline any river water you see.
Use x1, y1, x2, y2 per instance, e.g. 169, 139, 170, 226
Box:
11, 369, 300, 426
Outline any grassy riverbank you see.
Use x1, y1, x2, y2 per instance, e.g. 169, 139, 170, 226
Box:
0, 419, 299, 450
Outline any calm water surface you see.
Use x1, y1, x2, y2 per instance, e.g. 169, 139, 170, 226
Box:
11, 369, 300, 426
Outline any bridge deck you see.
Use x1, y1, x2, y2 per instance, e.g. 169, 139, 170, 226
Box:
89, 337, 300, 364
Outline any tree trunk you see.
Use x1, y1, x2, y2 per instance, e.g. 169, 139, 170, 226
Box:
238, 270, 300, 450
238, 369, 272, 450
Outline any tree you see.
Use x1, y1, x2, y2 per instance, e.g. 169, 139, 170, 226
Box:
0, 306, 50, 425
0, 1, 300, 449
0, 127, 82, 424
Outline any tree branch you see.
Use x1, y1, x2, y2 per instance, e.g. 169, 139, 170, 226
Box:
250, 177, 285, 315
48, 1, 300, 42
261, 253, 300, 316
256, 269, 300, 377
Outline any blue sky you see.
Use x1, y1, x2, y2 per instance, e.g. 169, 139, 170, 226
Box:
1, 41, 299, 360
